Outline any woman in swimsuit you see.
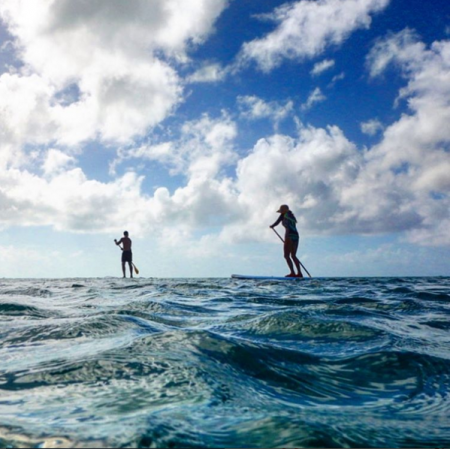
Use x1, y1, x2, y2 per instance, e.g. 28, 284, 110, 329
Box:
270, 205, 303, 278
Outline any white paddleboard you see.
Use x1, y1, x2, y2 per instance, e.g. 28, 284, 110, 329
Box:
231, 274, 305, 281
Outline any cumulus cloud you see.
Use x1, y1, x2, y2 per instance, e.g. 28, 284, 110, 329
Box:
238, 0, 390, 71
230, 24, 450, 246
114, 113, 238, 179
0, 0, 233, 247
0, 73, 55, 168
0, 0, 228, 163
42, 148, 75, 176
221, 125, 363, 242
360, 119, 384, 135
365, 30, 450, 173
344, 29, 450, 246
152, 30, 450, 247
187, 62, 228, 83
0, 168, 151, 234
406, 219, 450, 247
311, 59, 335, 76
366, 28, 424, 78
0, 114, 360, 239
114, 121, 363, 241
237, 95, 294, 124
1, 6, 449, 252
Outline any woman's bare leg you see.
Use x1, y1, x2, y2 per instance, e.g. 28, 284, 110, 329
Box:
290, 240, 303, 277
284, 238, 296, 276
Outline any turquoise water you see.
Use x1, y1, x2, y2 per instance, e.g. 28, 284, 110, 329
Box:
0, 277, 449, 448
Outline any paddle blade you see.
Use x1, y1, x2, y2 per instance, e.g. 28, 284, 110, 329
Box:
133, 264, 139, 275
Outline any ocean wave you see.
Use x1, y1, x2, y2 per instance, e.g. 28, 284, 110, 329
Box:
0, 277, 449, 447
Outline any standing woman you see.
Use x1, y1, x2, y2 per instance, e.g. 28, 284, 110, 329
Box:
270, 205, 303, 278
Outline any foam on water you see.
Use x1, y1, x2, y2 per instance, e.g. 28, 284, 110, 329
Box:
0, 277, 449, 448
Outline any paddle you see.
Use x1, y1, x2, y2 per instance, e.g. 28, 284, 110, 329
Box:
271, 227, 312, 278
117, 244, 139, 275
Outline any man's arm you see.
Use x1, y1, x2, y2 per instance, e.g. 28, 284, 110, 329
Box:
114, 238, 123, 248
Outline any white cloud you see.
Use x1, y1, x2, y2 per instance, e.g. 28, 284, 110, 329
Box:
311, 59, 335, 76
0, 0, 228, 75
340, 30, 450, 246
360, 119, 384, 135
116, 113, 238, 180
220, 125, 363, 243
329, 72, 345, 87
0, 73, 56, 168
301, 87, 326, 110
237, 95, 294, 123
229, 25, 450, 246
366, 28, 424, 78
1, 6, 449, 252
1, 71, 449, 247
187, 62, 227, 83
365, 30, 450, 171
0, 0, 228, 159
0, 116, 361, 239
0, 112, 240, 237
185, 31, 450, 247
42, 148, 75, 176
238, 0, 390, 71
0, 168, 153, 234
406, 219, 450, 247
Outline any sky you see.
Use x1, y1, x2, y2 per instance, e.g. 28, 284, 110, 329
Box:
0, 0, 449, 278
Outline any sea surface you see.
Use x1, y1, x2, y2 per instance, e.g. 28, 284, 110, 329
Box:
0, 277, 449, 448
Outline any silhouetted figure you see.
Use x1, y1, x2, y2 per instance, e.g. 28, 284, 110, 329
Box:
270, 205, 303, 278
114, 231, 133, 278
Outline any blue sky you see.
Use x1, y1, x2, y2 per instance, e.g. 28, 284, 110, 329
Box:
0, 0, 449, 278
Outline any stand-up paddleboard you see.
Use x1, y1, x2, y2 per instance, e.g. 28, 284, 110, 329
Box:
231, 274, 305, 281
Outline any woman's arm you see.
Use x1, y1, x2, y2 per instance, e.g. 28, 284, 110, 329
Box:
270, 214, 283, 228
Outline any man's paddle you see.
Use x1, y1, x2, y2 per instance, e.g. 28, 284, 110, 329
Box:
271, 227, 312, 278
118, 244, 139, 275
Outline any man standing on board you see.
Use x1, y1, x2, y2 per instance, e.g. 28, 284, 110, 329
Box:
114, 231, 133, 278
270, 205, 303, 278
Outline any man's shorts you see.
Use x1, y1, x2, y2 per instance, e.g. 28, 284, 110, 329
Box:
122, 250, 132, 263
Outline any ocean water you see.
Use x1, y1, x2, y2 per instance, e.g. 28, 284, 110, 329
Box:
0, 277, 449, 448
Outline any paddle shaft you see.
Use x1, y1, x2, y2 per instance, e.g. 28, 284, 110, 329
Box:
271, 228, 312, 278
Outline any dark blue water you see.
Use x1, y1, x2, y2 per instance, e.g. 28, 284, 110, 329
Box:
0, 277, 449, 448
